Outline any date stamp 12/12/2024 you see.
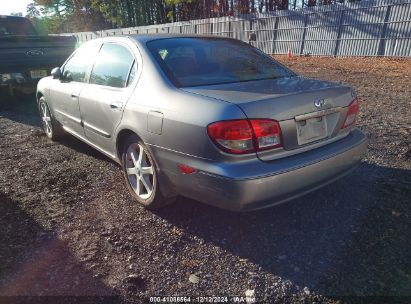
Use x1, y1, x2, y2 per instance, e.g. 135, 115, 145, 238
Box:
149, 292, 256, 303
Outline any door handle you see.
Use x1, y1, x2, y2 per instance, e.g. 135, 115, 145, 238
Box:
110, 101, 123, 109
71, 92, 79, 99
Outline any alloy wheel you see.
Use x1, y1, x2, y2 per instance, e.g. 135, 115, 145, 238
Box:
40, 101, 52, 137
125, 143, 155, 200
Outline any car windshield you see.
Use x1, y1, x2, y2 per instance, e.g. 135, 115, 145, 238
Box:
0, 17, 38, 36
147, 37, 294, 87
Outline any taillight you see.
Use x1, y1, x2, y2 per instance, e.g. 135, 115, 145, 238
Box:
207, 120, 254, 154
342, 98, 360, 128
207, 119, 282, 154
250, 119, 282, 150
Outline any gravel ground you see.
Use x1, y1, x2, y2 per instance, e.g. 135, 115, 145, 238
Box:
0, 57, 410, 303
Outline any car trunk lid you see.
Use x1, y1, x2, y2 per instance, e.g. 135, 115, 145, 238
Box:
183, 76, 356, 161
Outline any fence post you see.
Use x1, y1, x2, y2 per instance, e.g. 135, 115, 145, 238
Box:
378, 4, 392, 56
299, 14, 309, 56
249, 17, 253, 41
334, 10, 346, 57
271, 16, 279, 55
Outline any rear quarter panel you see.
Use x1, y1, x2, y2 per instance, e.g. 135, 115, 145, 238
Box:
117, 68, 249, 198
119, 83, 247, 161
117, 37, 249, 161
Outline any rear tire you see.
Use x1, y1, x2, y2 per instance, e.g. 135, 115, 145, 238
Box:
38, 97, 64, 141
121, 135, 175, 210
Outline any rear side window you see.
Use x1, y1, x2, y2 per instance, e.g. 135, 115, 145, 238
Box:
63, 41, 100, 83
90, 43, 134, 88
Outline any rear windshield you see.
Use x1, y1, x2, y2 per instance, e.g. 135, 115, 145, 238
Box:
147, 37, 294, 87
0, 17, 38, 36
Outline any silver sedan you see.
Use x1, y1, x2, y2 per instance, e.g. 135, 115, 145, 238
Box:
36, 35, 368, 211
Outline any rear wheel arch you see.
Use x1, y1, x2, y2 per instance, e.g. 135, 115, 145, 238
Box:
118, 131, 176, 209
116, 129, 161, 170
116, 129, 142, 162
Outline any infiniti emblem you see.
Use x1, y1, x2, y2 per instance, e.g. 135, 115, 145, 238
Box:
314, 98, 326, 108
26, 50, 44, 56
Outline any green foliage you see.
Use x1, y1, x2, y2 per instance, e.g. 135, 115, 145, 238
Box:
26, 3, 40, 19
26, 0, 298, 33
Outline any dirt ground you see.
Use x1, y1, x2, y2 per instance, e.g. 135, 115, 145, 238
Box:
0, 57, 410, 303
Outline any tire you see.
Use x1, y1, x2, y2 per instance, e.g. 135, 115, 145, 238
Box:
38, 97, 64, 141
121, 135, 175, 210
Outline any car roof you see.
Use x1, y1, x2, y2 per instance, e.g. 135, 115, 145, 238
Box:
128, 34, 234, 44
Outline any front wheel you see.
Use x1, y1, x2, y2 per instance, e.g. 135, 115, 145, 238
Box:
38, 97, 64, 141
121, 135, 175, 210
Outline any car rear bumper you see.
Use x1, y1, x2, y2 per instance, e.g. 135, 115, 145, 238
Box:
153, 128, 368, 211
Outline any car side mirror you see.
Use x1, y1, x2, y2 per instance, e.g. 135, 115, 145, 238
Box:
51, 67, 61, 79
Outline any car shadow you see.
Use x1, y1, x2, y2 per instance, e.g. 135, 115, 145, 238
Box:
153, 163, 411, 299
0, 93, 40, 126
0, 108, 113, 163
0, 192, 122, 302
3, 105, 410, 299
58, 135, 114, 163
0, 110, 40, 128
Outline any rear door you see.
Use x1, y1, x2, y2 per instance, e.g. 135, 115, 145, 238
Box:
78, 42, 137, 153
49, 41, 100, 136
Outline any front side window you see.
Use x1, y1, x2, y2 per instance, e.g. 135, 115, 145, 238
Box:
63, 41, 100, 83
147, 38, 294, 87
90, 43, 135, 88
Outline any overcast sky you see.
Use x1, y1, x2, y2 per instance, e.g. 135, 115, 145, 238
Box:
0, 0, 33, 16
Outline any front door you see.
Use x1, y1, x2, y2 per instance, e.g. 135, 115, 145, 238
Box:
50, 41, 101, 136
50, 80, 85, 136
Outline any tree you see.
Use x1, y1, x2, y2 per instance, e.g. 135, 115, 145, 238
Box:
30, 0, 348, 33
27, 3, 41, 19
